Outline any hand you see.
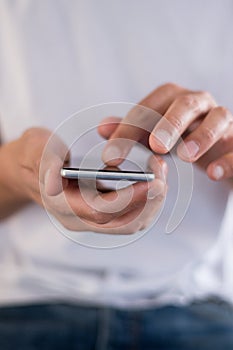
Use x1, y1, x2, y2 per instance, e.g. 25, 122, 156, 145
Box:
100, 83, 233, 181
0, 127, 167, 233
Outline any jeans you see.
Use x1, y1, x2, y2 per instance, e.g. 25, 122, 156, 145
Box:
0, 299, 233, 350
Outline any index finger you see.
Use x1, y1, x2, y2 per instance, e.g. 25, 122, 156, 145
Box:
102, 83, 186, 165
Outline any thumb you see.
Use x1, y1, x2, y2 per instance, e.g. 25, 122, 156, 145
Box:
43, 153, 68, 196
40, 138, 69, 196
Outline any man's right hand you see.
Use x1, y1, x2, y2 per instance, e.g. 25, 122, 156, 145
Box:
0, 127, 167, 234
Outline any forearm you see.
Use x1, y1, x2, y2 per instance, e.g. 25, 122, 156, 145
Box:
0, 142, 31, 220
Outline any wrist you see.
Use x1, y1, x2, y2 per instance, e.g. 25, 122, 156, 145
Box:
0, 140, 30, 202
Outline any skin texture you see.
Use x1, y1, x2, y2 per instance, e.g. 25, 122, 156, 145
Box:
0, 127, 167, 234
2, 82, 231, 231
101, 83, 233, 182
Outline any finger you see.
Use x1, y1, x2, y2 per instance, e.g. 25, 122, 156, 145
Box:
98, 116, 151, 150
177, 106, 233, 162
43, 153, 68, 196
100, 181, 166, 234
64, 179, 150, 224
82, 180, 166, 234
102, 83, 186, 165
207, 152, 233, 181
147, 154, 168, 182
63, 157, 166, 224
39, 142, 69, 196
146, 155, 167, 202
101, 106, 157, 165
82, 204, 153, 235
149, 91, 216, 153
59, 158, 167, 233
80, 206, 146, 234
98, 116, 122, 139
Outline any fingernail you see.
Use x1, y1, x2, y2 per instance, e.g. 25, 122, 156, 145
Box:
179, 140, 199, 159
212, 165, 224, 180
102, 145, 123, 163
152, 129, 171, 149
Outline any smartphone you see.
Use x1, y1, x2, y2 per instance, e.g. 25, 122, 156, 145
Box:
61, 167, 155, 182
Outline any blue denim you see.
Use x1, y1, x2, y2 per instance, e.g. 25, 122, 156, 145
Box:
0, 299, 233, 350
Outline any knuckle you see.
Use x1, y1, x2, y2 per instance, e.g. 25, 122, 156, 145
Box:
123, 224, 141, 235
199, 90, 214, 102
177, 94, 200, 110
91, 209, 111, 224
59, 216, 78, 231
21, 129, 38, 147
21, 127, 50, 145
21, 128, 36, 140
131, 223, 142, 234
140, 218, 153, 231
167, 115, 184, 131
201, 126, 216, 142
158, 82, 180, 94
21, 128, 41, 142
214, 106, 233, 123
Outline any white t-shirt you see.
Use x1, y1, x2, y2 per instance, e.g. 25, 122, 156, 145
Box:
0, 0, 233, 308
